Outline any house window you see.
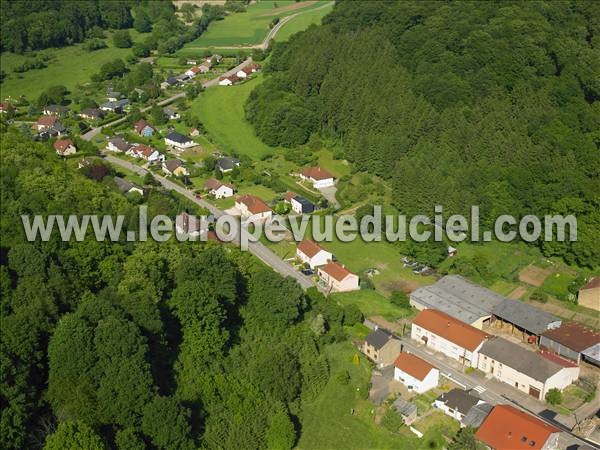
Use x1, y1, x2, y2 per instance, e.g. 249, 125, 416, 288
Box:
515, 382, 519, 388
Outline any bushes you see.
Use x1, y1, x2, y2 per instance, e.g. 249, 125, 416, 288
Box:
545, 388, 562, 405
112, 30, 132, 48
84, 39, 108, 52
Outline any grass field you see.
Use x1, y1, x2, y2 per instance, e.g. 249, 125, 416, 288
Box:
185, 1, 330, 48
190, 75, 277, 158
0, 30, 143, 101
274, 1, 334, 42
332, 290, 412, 321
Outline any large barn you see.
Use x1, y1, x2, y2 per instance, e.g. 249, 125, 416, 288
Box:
491, 299, 561, 344
540, 322, 600, 366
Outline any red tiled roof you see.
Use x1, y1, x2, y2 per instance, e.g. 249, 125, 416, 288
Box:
204, 178, 223, 190
320, 261, 354, 282
301, 167, 334, 181
581, 276, 600, 290
541, 321, 600, 352
237, 194, 271, 214
133, 144, 154, 157
297, 240, 327, 258
537, 349, 579, 368
134, 119, 154, 134
475, 405, 559, 450
393, 353, 436, 381
0, 102, 13, 111
53, 139, 74, 153
412, 309, 488, 352
37, 115, 57, 127
284, 191, 297, 202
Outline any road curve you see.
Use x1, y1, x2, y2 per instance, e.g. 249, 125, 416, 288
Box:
102, 154, 316, 290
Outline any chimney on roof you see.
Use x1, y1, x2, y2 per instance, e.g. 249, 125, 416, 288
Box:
447, 321, 450, 327
508, 432, 512, 438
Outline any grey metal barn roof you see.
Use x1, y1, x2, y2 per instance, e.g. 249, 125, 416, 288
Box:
462, 402, 493, 428
492, 299, 560, 335
410, 275, 505, 324
479, 337, 563, 382
365, 328, 393, 350
392, 397, 417, 417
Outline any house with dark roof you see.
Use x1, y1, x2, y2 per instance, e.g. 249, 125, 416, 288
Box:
161, 76, 180, 89
540, 322, 600, 366
99, 99, 129, 113
393, 352, 439, 393
475, 405, 560, 450
409, 275, 506, 329
433, 388, 485, 424
318, 261, 359, 292
114, 177, 143, 196
162, 159, 188, 177
577, 277, 599, 312
478, 337, 579, 401
43, 105, 69, 116
216, 157, 240, 173
392, 397, 417, 425
361, 328, 401, 366
491, 299, 561, 343
296, 240, 332, 269
163, 106, 180, 120
411, 309, 489, 367
290, 195, 315, 214
79, 108, 105, 121
106, 135, 132, 153
462, 402, 493, 429
164, 131, 195, 152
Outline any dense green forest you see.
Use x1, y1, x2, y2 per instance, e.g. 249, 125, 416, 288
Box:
246, 0, 600, 268
0, 128, 364, 448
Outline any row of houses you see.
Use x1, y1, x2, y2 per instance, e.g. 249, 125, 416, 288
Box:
161, 55, 222, 89
296, 240, 359, 292
361, 326, 568, 449
218, 63, 262, 86
106, 135, 165, 163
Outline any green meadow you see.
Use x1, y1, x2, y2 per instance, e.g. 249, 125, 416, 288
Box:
0, 30, 143, 101
274, 1, 335, 42
185, 1, 330, 48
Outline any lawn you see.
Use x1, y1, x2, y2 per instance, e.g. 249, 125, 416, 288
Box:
190, 75, 277, 158
332, 290, 412, 321
274, 1, 335, 42
0, 29, 143, 101
184, 1, 330, 48
297, 342, 417, 450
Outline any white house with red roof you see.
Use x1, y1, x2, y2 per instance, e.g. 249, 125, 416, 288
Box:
127, 144, 164, 163
235, 194, 272, 222
300, 167, 335, 189
53, 139, 77, 156
175, 212, 208, 238
236, 63, 261, 78
393, 352, 439, 393
296, 240, 332, 269
185, 66, 202, 78
218, 74, 240, 86
204, 179, 234, 199
317, 261, 359, 292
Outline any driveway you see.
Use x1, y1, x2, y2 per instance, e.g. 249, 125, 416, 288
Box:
319, 185, 340, 209
369, 365, 395, 405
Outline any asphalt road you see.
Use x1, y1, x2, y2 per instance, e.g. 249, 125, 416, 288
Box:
102, 154, 315, 290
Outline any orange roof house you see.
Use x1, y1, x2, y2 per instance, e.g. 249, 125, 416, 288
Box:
301, 167, 334, 181
296, 240, 332, 269
53, 139, 76, 155
475, 405, 560, 450
318, 261, 359, 292
235, 194, 272, 219
394, 353, 436, 381
412, 309, 489, 352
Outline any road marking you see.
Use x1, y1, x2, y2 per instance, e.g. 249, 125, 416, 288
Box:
473, 385, 486, 394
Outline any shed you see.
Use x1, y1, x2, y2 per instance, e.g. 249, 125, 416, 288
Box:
492, 299, 561, 342
540, 322, 600, 366
392, 397, 417, 425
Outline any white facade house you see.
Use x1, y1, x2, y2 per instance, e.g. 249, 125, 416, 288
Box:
478, 337, 580, 401
411, 309, 488, 368
175, 212, 208, 239
393, 353, 439, 394
204, 179, 234, 199
296, 240, 332, 269
164, 132, 196, 152
235, 195, 272, 222
300, 167, 335, 189
127, 145, 164, 163
433, 389, 485, 424
317, 262, 359, 292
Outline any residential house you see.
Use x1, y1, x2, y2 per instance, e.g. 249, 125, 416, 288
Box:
106, 135, 132, 153
53, 139, 77, 156
190, 127, 200, 137
34, 115, 58, 131
212, 54, 223, 63
106, 90, 121, 102
296, 240, 332, 269
99, 99, 129, 113
577, 277, 600, 312
393, 352, 439, 393
186, 59, 197, 65
161, 77, 180, 89
391, 398, 418, 426
175, 212, 207, 238
409, 275, 506, 329
235, 194, 272, 222
475, 405, 560, 450
185, 66, 202, 78
361, 328, 401, 366
410, 309, 489, 367
163, 107, 180, 120
317, 261, 359, 292
114, 177, 144, 196
79, 108, 105, 121
478, 336, 579, 401
236, 63, 261, 78
164, 131, 195, 152
134, 119, 156, 137
46, 122, 67, 137
300, 167, 335, 189
204, 179, 234, 199
290, 196, 315, 214
491, 299, 561, 344
197, 63, 210, 73
540, 322, 600, 366
162, 159, 189, 177
216, 157, 240, 173
433, 388, 485, 424
0, 102, 14, 114
127, 144, 164, 163
284, 191, 298, 203
42, 105, 69, 116
218, 74, 239, 86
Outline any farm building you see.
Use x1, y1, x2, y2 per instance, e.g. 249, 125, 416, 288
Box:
409, 275, 505, 329
578, 277, 600, 312
540, 322, 600, 366
491, 299, 561, 343
478, 337, 579, 401
361, 328, 401, 366
411, 309, 489, 367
